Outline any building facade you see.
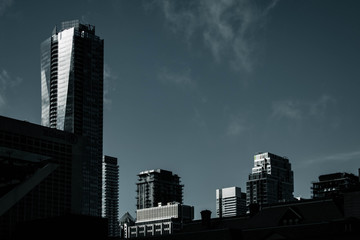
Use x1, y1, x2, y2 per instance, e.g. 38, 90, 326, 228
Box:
40, 20, 104, 216
246, 152, 294, 207
0, 115, 87, 239
312, 172, 360, 199
216, 187, 246, 218
128, 202, 194, 238
136, 169, 183, 210
102, 155, 120, 237
120, 212, 136, 239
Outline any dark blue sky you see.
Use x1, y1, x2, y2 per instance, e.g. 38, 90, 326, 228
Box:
0, 0, 359, 219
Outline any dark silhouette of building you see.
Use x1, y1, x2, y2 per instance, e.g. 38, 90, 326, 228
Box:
0, 115, 88, 239
246, 152, 294, 207
102, 155, 120, 237
41, 20, 104, 217
136, 169, 183, 209
312, 172, 360, 199
12, 214, 108, 240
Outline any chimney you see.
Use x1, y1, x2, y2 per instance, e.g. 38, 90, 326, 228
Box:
200, 210, 212, 228
248, 203, 260, 216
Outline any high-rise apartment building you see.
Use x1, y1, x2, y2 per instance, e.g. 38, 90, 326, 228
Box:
136, 169, 183, 209
246, 152, 294, 207
216, 187, 246, 218
102, 155, 120, 237
40, 20, 104, 216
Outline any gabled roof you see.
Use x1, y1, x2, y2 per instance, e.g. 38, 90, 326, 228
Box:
244, 199, 344, 229
119, 212, 135, 223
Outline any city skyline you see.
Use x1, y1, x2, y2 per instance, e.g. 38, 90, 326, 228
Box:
0, 1, 360, 219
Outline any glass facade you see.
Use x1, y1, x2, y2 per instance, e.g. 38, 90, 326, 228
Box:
57, 27, 74, 130
40, 20, 104, 217
40, 38, 51, 127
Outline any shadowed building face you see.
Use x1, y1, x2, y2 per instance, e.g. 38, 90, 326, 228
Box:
41, 20, 104, 217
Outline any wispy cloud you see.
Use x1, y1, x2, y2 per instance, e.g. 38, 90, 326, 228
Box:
0, 68, 22, 110
309, 94, 336, 119
227, 114, 248, 136
0, 93, 5, 108
155, 0, 279, 72
271, 95, 336, 121
192, 107, 207, 129
272, 100, 303, 120
81, 13, 91, 24
104, 64, 117, 110
301, 150, 360, 167
0, 0, 13, 16
158, 67, 195, 89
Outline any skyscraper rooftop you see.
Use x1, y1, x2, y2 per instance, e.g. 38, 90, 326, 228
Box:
136, 169, 184, 209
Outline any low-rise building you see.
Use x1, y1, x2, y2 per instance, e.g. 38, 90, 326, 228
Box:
128, 202, 194, 238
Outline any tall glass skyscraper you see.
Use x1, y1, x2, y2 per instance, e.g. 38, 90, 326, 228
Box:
41, 20, 104, 217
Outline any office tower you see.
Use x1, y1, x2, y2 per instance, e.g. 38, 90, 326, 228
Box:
41, 20, 104, 216
216, 187, 246, 218
136, 169, 183, 209
312, 172, 360, 199
246, 152, 294, 206
0, 115, 87, 239
102, 155, 120, 237
129, 202, 194, 238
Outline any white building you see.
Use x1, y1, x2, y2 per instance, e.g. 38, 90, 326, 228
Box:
128, 202, 194, 238
216, 187, 246, 218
